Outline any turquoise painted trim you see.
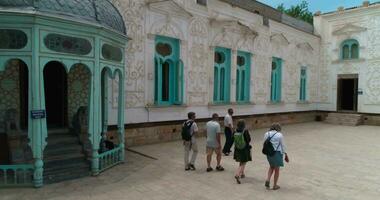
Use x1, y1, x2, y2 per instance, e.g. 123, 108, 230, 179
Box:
270, 57, 282, 103
39, 30, 95, 57
341, 39, 359, 60
100, 39, 125, 64
98, 146, 123, 172
0, 9, 128, 187
101, 68, 111, 137
299, 67, 307, 101
213, 47, 231, 103
0, 164, 34, 187
0, 28, 32, 52
115, 68, 125, 162
154, 35, 182, 105
236, 51, 251, 103
0, 56, 32, 71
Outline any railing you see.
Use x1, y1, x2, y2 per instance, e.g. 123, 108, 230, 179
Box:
0, 164, 34, 187
98, 146, 123, 172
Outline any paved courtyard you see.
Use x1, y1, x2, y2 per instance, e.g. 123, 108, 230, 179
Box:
1, 122, 380, 200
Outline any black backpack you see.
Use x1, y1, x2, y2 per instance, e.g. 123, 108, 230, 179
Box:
181, 121, 194, 141
262, 132, 278, 156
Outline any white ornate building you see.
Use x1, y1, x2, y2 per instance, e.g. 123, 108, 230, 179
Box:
108, 0, 324, 125
314, 1, 380, 113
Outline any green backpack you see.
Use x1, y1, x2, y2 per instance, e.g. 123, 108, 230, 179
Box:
234, 132, 246, 149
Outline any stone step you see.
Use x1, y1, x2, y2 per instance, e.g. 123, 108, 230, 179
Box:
46, 137, 79, 147
44, 145, 83, 157
325, 113, 363, 126
48, 128, 70, 135
44, 161, 89, 175
44, 152, 85, 163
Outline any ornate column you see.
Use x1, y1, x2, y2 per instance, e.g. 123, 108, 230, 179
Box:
30, 27, 47, 188
90, 37, 102, 175
117, 70, 125, 162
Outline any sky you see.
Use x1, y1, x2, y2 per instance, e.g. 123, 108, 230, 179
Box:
257, 0, 373, 13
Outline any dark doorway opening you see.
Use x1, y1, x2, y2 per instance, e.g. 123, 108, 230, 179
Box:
43, 61, 68, 128
337, 75, 358, 111
19, 61, 28, 130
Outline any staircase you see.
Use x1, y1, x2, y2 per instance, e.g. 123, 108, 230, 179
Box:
43, 129, 90, 184
325, 112, 363, 126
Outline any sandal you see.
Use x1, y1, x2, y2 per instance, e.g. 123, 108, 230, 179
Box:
273, 185, 280, 190
265, 181, 270, 189
234, 176, 241, 184
216, 165, 224, 171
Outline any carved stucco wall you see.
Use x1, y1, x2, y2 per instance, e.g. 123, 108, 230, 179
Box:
366, 14, 380, 105
108, 0, 321, 124
315, 7, 380, 112
188, 16, 209, 105
112, 0, 146, 108
0, 61, 21, 128
67, 65, 90, 126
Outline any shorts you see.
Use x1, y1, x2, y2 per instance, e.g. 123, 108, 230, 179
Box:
206, 146, 221, 155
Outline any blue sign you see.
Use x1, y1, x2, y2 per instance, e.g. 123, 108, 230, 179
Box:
31, 110, 46, 119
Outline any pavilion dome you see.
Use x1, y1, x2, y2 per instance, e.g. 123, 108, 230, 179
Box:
0, 0, 126, 35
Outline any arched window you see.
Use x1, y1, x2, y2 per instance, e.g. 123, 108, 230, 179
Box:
270, 57, 282, 103
341, 39, 359, 60
213, 47, 231, 103
236, 51, 251, 103
154, 36, 183, 105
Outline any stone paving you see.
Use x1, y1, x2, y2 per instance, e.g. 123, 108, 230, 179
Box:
1, 122, 380, 200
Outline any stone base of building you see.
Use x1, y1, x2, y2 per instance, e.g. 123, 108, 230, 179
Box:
106, 111, 323, 147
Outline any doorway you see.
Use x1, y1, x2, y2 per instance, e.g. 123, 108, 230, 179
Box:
337, 74, 358, 112
43, 61, 68, 128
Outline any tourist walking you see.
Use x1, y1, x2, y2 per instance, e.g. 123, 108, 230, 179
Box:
233, 119, 252, 184
222, 108, 234, 156
263, 123, 289, 190
182, 112, 199, 171
206, 113, 224, 172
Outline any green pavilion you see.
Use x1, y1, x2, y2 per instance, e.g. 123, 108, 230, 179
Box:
0, 0, 128, 187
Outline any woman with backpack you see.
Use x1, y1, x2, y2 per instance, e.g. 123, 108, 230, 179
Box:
263, 123, 289, 190
233, 119, 252, 184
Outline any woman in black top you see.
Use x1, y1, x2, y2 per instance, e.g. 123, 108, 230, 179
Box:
233, 119, 252, 184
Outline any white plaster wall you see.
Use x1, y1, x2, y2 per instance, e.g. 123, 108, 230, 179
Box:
314, 4, 380, 113
107, 0, 321, 125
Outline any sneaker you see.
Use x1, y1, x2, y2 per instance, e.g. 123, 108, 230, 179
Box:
216, 165, 224, 171
185, 165, 190, 171
265, 181, 270, 189
234, 176, 241, 184
223, 152, 229, 156
240, 174, 245, 178
206, 167, 213, 172
189, 164, 196, 171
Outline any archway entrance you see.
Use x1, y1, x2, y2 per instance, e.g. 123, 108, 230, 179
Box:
337, 74, 358, 112
43, 61, 68, 128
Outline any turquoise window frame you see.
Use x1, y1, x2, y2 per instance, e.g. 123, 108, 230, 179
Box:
154, 35, 183, 105
213, 47, 231, 103
341, 39, 359, 60
299, 66, 307, 102
236, 51, 251, 103
270, 57, 282, 103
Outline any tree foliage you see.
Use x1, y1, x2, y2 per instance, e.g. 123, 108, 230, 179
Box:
277, 0, 313, 25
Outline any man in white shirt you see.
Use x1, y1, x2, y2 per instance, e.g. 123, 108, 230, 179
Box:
223, 108, 234, 156
206, 113, 224, 172
183, 112, 199, 171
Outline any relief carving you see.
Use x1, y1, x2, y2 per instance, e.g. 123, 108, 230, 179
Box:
365, 60, 380, 104
111, 0, 146, 108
